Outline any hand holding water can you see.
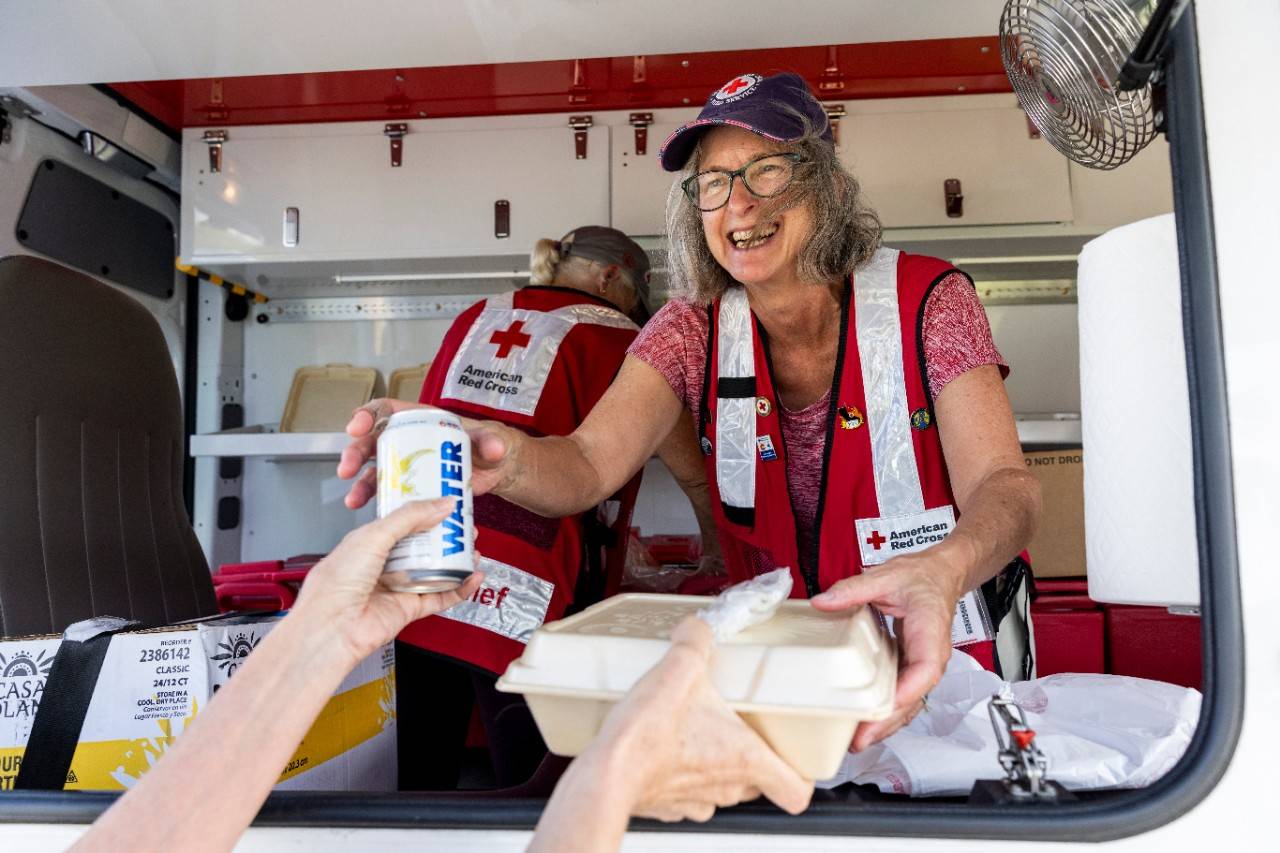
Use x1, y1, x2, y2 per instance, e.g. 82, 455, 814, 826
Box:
376, 408, 476, 592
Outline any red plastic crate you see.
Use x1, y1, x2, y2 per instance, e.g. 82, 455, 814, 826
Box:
1105, 606, 1202, 690
642, 534, 701, 565
213, 555, 322, 613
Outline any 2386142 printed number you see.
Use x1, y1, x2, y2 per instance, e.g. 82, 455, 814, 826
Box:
139, 647, 191, 663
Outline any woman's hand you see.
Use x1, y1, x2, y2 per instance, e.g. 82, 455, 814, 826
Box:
810, 548, 963, 751
291, 499, 483, 665
337, 398, 421, 509
586, 617, 812, 821
462, 418, 520, 497
338, 398, 520, 509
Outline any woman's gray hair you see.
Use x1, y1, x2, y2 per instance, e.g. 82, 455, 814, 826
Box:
664, 106, 882, 305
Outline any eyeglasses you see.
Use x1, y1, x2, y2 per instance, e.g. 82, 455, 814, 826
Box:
681, 153, 805, 212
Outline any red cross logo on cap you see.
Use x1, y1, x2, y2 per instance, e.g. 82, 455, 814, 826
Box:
866, 530, 886, 551
714, 73, 761, 102
489, 320, 532, 358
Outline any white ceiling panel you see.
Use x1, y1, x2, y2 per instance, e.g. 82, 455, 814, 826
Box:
0, 0, 1005, 86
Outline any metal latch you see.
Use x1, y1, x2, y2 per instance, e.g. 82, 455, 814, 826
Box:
629, 112, 653, 156
283, 207, 300, 247
819, 46, 845, 92
945, 178, 964, 218
988, 694, 1057, 801
0, 93, 40, 120
569, 116, 593, 160
203, 130, 227, 174
0, 93, 38, 144
822, 103, 847, 146
494, 200, 510, 239
384, 123, 408, 167
569, 59, 591, 105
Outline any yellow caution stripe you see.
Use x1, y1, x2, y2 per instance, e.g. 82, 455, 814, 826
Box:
175, 258, 269, 304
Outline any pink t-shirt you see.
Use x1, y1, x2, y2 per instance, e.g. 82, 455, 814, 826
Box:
629, 272, 1007, 574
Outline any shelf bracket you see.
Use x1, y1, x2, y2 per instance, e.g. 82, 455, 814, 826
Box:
629, 112, 654, 156
569, 115, 593, 160
203, 129, 228, 174
822, 103, 847, 146
384, 123, 408, 167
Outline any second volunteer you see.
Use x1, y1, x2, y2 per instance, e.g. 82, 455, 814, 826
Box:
357, 226, 715, 789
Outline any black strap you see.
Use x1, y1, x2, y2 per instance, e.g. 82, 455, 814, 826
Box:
716, 376, 756, 398
985, 556, 1032, 681
14, 617, 141, 790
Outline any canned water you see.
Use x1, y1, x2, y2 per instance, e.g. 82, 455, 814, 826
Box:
377, 408, 475, 593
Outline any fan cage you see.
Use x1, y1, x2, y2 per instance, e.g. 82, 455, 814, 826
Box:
1001, 0, 1157, 170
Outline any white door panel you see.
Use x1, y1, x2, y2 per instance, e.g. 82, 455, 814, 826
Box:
184, 119, 610, 264
843, 107, 1074, 227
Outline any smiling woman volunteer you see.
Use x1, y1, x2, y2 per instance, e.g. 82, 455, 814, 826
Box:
342, 73, 1041, 750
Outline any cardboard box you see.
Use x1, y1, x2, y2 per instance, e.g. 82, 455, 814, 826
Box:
0, 613, 394, 792
1024, 449, 1087, 578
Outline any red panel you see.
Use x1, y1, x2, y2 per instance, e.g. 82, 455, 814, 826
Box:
1105, 606, 1202, 690
1032, 598, 1105, 676
1034, 578, 1089, 596
107, 38, 1010, 132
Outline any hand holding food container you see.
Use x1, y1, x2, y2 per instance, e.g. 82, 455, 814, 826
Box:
529, 616, 813, 849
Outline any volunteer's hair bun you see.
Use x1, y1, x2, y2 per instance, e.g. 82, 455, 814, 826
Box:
529, 238, 563, 285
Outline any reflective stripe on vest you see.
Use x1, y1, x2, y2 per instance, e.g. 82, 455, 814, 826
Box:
435, 555, 555, 645
851, 249, 993, 646
714, 286, 757, 517
440, 291, 637, 417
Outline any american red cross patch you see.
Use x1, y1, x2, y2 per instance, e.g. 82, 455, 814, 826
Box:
713, 73, 762, 103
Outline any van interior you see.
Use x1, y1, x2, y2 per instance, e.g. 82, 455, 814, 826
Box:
0, 1, 1236, 842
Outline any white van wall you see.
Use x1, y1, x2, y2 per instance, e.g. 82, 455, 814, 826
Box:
0, 101, 185, 389
183, 99, 1171, 568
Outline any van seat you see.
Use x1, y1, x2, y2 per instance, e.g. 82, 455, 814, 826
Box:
0, 255, 215, 637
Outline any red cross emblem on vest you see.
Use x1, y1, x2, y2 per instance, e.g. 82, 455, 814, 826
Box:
866, 530, 886, 551
489, 320, 532, 358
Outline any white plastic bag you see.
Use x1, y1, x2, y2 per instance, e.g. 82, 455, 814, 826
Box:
696, 568, 793, 641
818, 650, 1201, 796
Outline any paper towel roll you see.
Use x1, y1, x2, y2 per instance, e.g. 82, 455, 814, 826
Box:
1078, 214, 1200, 607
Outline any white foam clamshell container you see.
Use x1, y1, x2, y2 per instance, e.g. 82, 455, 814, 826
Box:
496, 594, 897, 779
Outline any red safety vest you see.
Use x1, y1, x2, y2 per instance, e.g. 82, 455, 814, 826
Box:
700, 248, 1002, 667
399, 285, 641, 675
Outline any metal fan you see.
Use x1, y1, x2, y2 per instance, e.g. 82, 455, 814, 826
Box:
1000, 0, 1190, 169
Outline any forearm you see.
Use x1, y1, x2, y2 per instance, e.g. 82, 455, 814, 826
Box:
653, 413, 720, 558
498, 431, 619, 517
528, 747, 633, 853
935, 466, 1042, 593
491, 357, 684, 519
75, 612, 355, 853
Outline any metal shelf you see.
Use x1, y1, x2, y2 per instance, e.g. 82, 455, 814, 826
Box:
1016, 415, 1082, 445
189, 424, 348, 460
